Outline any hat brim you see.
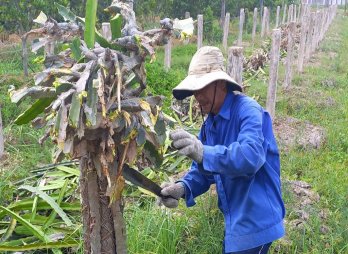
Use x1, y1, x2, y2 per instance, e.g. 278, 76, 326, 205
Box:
172, 70, 242, 100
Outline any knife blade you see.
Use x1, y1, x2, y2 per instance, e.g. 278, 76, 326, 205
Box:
122, 164, 177, 200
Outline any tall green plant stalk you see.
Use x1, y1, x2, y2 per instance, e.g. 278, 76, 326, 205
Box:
84, 0, 98, 48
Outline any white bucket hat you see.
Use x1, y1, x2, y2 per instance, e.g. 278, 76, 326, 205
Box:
173, 46, 242, 100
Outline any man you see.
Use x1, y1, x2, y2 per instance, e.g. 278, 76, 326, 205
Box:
158, 46, 285, 254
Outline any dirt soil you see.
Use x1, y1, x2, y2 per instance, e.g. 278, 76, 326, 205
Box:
0, 33, 21, 45
274, 179, 329, 250
274, 116, 326, 151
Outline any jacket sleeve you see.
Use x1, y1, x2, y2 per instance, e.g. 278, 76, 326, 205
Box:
199, 105, 266, 177
178, 161, 215, 207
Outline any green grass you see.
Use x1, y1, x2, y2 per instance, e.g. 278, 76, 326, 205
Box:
125, 192, 224, 254
0, 45, 52, 204
245, 13, 348, 254
0, 45, 24, 76
272, 13, 348, 253
126, 198, 189, 254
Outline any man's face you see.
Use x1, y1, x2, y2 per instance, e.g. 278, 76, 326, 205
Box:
193, 82, 217, 114
193, 81, 227, 115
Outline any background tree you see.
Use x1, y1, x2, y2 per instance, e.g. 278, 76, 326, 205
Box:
203, 6, 223, 44
0, 0, 68, 33
0, 0, 301, 34
0, 0, 116, 34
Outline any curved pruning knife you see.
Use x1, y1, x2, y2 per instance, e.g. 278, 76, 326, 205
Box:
122, 164, 177, 200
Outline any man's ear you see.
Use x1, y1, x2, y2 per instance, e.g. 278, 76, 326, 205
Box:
217, 80, 227, 91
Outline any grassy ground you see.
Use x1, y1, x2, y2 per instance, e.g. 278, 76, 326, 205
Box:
0, 45, 53, 204
276, 12, 348, 253
267, 12, 347, 253
125, 11, 348, 254
0, 10, 347, 254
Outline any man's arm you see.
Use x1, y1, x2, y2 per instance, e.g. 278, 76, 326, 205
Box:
178, 161, 215, 207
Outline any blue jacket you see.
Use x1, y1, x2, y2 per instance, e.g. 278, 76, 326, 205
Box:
179, 90, 285, 252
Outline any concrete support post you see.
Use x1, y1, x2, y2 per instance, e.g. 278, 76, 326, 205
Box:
252, 8, 258, 43
294, 5, 297, 22
282, 4, 288, 24
102, 23, 112, 41
266, 8, 270, 35
288, 4, 294, 23
266, 29, 281, 119
238, 9, 245, 46
305, 12, 315, 61
276, 6, 281, 27
227, 47, 244, 87
261, 7, 268, 37
298, 15, 308, 72
311, 12, 320, 52
197, 15, 203, 49
284, 22, 296, 89
299, 4, 305, 23
22, 38, 28, 76
164, 38, 172, 71
223, 13, 231, 51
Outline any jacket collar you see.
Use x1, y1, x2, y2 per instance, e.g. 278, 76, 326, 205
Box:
216, 89, 234, 120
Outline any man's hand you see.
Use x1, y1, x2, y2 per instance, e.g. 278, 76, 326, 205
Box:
157, 182, 185, 208
170, 129, 204, 163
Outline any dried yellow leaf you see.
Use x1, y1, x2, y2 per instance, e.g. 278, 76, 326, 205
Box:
45, 112, 55, 121
78, 91, 88, 103
150, 54, 156, 64
121, 129, 138, 144
110, 175, 125, 203
57, 141, 65, 150
150, 106, 159, 125
139, 100, 151, 112
109, 110, 120, 121
53, 80, 60, 88
123, 111, 131, 126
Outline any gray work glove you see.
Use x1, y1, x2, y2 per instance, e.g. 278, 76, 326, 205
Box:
157, 182, 185, 208
170, 129, 204, 163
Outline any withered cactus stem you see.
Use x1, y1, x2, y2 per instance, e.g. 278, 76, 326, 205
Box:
15, 1, 173, 253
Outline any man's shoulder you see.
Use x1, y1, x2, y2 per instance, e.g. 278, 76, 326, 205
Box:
234, 93, 262, 110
